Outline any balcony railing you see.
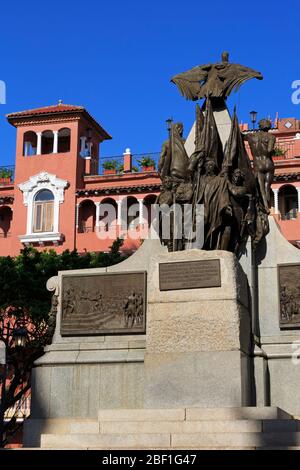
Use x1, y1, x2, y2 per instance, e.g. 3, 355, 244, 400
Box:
273, 140, 296, 160
97, 153, 160, 176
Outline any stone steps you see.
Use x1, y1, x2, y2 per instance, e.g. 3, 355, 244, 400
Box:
39, 407, 300, 450
97, 406, 292, 422
41, 431, 300, 449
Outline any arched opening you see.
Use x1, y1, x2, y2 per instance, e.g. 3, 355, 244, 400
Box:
143, 194, 157, 229
23, 131, 37, 156
41, 130, 54, 155
58, 128, 71, 153
279, 185, 298, 220
125, 196, 139, 229
78, 200, 96, 233
0, 206, 12, 238
99, 198, 117, 232
33, 189, 54, 232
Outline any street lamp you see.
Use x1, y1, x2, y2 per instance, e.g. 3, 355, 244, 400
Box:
166, 117, 173, 135
13, 327, 28, 349
249, 110, 258, 130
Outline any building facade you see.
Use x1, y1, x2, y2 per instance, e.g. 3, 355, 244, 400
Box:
0, 103, 300, 257
0, 103, 160, 257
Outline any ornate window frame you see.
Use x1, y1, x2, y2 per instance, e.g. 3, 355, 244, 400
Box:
18, 172, 68, 245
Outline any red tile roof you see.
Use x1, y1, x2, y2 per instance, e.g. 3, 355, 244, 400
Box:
6, 103, 84, 118
6, 103, 112, 140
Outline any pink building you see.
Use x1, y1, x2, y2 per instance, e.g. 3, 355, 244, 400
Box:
0, 102, 300, 256
0, 103, 160, 257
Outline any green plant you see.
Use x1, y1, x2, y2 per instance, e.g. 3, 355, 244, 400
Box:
272, 147, 286, 157
102, 159, 118, 170
117, 164, 138, 173
0, 240, 128, 447
137, 156, 156, 168
0, 168, 13, 179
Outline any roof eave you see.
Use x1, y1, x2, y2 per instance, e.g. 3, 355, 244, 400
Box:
6, 109, 112, 140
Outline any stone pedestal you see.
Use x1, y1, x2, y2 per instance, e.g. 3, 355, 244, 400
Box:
144, 249, 254, 408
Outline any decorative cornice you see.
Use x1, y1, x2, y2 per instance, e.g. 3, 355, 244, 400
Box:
11, 115, 81, 127
76, 183, 161, 197
19, 171, 69, 206
274, 172, 300, 182
0, 196, 14, 205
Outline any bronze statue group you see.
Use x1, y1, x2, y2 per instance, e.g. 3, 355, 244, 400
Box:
157, 53, 275, 256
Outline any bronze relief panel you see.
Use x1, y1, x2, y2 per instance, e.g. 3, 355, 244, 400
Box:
278, 264, 300, 329
61, 271, 146, 335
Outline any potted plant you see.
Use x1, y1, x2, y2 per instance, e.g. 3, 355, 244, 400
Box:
102, 159, 118, 175
117, 164, 139, 174
0, 168, 13, 183
272, 147, 286, 159
117, 163, 124, 174
137, 156, 156, 172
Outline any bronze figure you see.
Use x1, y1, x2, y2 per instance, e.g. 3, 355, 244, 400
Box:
157, 122, 193, 251
171, 52, 263, 101
243, 118, 276, 213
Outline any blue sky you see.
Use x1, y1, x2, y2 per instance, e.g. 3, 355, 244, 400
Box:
0, 0, 299, 166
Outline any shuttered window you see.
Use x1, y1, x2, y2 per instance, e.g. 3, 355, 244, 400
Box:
33, 190, 54, 233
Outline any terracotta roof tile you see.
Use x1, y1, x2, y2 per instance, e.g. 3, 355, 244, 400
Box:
6, 103, 84, 118
6, 103, 112, 140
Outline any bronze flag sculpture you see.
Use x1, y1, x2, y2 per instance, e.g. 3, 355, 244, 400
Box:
171, 51, 263, 101
158, 52, 273, 255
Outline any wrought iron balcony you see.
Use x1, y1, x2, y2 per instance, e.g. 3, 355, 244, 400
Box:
92, 152, 160, 176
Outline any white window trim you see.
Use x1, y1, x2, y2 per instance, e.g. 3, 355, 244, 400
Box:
18, 172, 68, 243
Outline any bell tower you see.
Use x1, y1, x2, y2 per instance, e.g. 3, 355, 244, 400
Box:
7, 102, 111, 254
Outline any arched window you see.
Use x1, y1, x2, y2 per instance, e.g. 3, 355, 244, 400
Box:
58, 128, 71, 153
23, 131, 37, 156
279, 185, 298, 220
143, 194, 157, 228
41, 130, 54, 155
33, 189, 54, 232
78, 200, 96, 233
0, 206, 12, 238
99, 198, 117, 232
126, 196, 139, 229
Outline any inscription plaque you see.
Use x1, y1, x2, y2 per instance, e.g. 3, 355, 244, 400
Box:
278, 264, 300, 329
61, 271, 146, 336
159, 259, 221, 291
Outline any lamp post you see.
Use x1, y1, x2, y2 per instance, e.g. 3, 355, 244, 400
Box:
13, 327, 28, 348
250, 110, 258, 130
166, 117, 173, 136
0, 323, 28, 447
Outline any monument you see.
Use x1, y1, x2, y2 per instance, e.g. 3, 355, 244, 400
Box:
24, 53, 300, 449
